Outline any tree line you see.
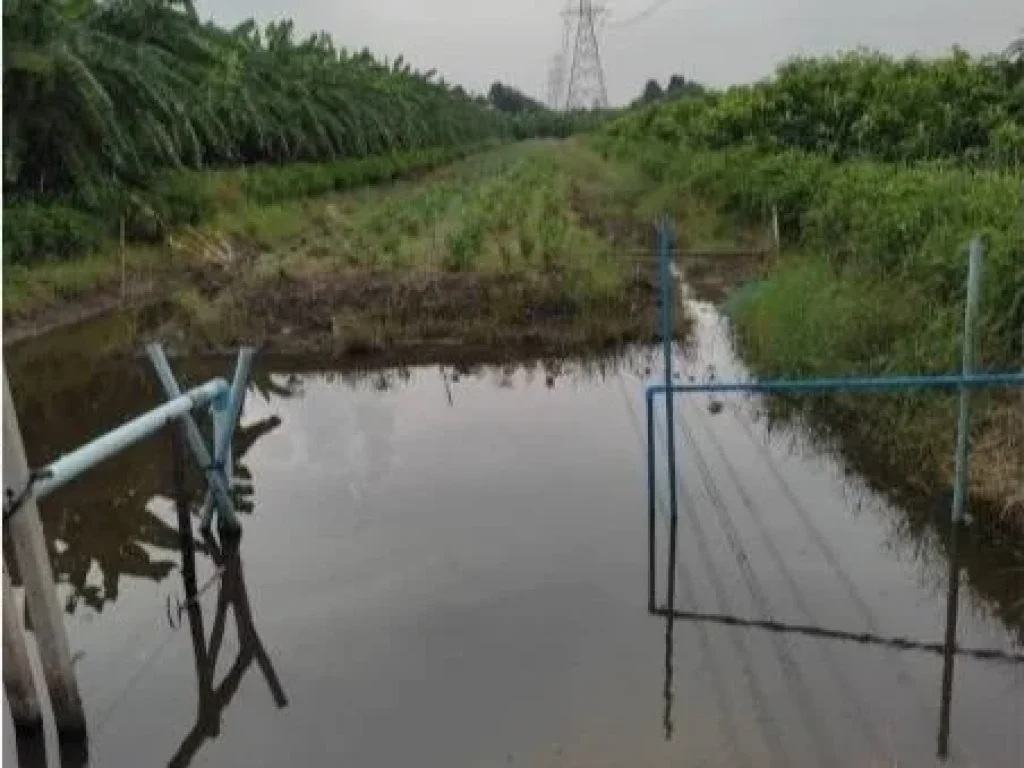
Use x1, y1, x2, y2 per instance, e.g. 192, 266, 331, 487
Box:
610, 50, 1024, 166
1, 0, 553, 206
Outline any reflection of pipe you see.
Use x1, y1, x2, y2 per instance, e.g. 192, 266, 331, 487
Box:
646, 389, 656, 612
651, 607, 1024, 663
32, 379, 229, 499
662, 611, 674, 741
169, 532, 287, 768
937, 518, 963, 759
647, 372, 1024, 397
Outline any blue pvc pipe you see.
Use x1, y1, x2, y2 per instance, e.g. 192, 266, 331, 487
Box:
201, 347, 255, 532
146, 343, 236, 524
646, 372, 1024, 397
34, 379, 229, 499
951, 239, 984, 523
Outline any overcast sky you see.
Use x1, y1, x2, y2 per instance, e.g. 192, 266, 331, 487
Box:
199, 0, 1022, 105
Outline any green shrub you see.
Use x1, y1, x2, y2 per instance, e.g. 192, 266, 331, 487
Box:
444, 222, 483, 271
4, 144, 501, 265
604, 50, 1024, 168
150, 172, 218, 228
3, 204, 105, 264
602, 138, 1023, 367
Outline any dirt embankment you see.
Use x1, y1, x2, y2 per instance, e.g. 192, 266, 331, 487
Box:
154, 257, 673, 357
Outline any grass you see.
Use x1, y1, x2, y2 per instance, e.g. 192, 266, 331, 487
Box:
2, 145, 496, 326
595, 134, 1023, 534
729, 252, 1024, 533
159, 140, 684, 354
3, 248, 165, 319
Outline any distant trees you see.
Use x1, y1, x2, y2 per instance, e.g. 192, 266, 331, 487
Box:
610, 51, 1023, 166
638, 79, 663, 104
488, 82, 547, 114
633, 74, 705, 106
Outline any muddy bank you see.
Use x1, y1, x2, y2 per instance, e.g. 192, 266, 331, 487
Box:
3, 279, 161, 347
155, 263, 685, 357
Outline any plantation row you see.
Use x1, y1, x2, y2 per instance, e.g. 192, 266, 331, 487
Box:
4, 1, 527, 199
606, 51, 1024, 166
4, 143, 501, 265
1, 1, 595, 265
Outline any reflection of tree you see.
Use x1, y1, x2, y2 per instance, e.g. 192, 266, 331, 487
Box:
5, 357, 286, 615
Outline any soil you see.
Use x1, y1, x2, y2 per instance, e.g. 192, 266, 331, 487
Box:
3, 280, 159, 347
151, 260, 680, 357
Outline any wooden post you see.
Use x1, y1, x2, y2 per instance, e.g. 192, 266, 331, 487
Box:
771, 205, 781, 261
3, 369, 86, 737
119, 215, 127, 304
3, 563, 42, 730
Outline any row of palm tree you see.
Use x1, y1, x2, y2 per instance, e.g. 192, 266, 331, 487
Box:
3, 0, 510, 202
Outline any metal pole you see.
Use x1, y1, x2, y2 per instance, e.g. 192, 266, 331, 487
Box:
2, 369, 86, 736
216, 348, 255, 477
145, 344, 236, 528
208, 395, 240, 533
200, 348, 255, 532
33, 380, 229, 500
3, 562, 42, 730
951, 238, 984, 524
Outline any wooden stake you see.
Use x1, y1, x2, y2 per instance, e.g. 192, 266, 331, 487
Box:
119, 215, 127, 304
771, 205, 781, 261
3, 563, 42, 729
2, 369, 86, 737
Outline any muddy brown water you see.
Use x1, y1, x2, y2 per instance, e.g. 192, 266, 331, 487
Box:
3, 297, 1023, 767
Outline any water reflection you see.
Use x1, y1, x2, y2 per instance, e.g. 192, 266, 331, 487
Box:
656, 478, 1022, 762
3, 360, 291, 615
164, 429, 288, 768
13, 730, 87, 768
678, 299, 1024, 647
169, 531, 287, 768
5, 346, 657, 620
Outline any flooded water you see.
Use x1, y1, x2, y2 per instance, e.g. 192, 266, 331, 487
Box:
3, 301, 1023, 766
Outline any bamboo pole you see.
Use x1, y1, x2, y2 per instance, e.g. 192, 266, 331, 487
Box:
3, 369, 86, 736
3, 562, 42, 729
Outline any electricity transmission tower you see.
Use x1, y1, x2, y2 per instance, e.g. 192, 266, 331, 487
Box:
563, 1, 609, 110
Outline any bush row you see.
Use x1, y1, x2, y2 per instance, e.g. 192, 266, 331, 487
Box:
597, 136, 1024, 367
604, 51, 1024, 167
3, 144, 497, 265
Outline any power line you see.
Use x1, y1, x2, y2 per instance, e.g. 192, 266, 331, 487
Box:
610, 0, 678, 28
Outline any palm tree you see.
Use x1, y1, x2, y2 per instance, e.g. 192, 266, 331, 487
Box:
3, 0, 511, 203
